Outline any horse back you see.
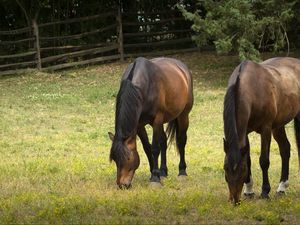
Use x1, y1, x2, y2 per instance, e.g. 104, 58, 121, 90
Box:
125, 57, 193, 124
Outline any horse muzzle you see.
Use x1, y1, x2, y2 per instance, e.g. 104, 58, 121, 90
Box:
118, 183, 132, 190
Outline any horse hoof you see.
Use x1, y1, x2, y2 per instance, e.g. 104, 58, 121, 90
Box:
177, 175, 188, 182
260, 193, 270, 200
160, 170, 168, 178
244, 192, 255, 199
276, 191, 286, 197
150, 175, 160, 183
149, 182, 163, 188
234, 201, 241, 206
178, 170, 187, 176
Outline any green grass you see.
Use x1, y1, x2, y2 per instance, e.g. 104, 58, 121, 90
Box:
1, 52, 300, 224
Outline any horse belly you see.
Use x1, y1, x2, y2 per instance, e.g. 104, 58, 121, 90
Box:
162, 80, 191, 123
248, 101, 299, 131
273, 94, 300, 128
273, 109, 299, 129
162, 98, 188, 123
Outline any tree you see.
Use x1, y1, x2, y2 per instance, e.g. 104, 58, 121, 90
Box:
178, 0, 296, 61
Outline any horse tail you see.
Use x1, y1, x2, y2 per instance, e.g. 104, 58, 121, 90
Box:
294, 117, 300, 171
223, 63, 245, 171
166, 119, 178, 151
127, 61, 137, 81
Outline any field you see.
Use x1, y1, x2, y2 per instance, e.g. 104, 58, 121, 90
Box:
1, 52, 300, 225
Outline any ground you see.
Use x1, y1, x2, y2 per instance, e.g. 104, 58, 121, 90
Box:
1, 52, 300, 225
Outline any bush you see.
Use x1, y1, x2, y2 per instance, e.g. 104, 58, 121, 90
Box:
178, 0, 296, 61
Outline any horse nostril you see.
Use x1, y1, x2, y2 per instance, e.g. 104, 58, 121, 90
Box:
234, 200, 241, 206
119, 183, 132, 190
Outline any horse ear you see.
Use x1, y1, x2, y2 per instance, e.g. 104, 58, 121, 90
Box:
108, 132, 115, 141
223, 138, 228, 153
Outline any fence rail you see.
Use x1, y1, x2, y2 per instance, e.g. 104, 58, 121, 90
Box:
0, 9, 197, 76
40, 24, 117, 41
0, 51, 36, 59
123, 29, 191, 37
0, 37, 35, 45
0, 27, 31, 35
38, 12, 116, 28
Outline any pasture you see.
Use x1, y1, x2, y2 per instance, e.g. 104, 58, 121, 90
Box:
1, 52, 300, 224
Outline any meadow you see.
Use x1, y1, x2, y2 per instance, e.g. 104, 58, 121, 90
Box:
1, 52, 300, 225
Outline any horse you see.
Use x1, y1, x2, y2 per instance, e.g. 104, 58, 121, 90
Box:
108, 57, 193, 189
223, 57, 300, 204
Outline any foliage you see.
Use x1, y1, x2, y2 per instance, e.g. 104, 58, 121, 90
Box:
178, 0, 296, 61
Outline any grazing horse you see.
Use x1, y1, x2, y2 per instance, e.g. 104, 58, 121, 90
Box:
109, 57, 193, 189
223, 57, 300, 204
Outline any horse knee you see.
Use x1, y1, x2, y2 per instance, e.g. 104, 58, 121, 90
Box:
259, 156, 270, 170
152, 148, 160, 158
160, 139, 167, 152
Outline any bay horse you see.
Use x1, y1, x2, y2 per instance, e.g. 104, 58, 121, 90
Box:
223, 57, 300, 204
108, 57, 193, 189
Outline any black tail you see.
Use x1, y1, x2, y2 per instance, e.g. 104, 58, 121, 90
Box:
294, 118, 300, 171
127, 61, 136, 81
166, 119, 178, 151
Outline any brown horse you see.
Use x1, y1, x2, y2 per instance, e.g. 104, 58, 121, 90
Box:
223, 57, 300, 204
109, 57, 193, 189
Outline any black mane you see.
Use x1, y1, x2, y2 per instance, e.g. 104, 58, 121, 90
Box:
223, 62, 246, 171
115, 79, 142, 139
110, 65, 143, 164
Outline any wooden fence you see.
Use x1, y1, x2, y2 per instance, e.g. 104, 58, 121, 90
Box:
0, 9, 196, 76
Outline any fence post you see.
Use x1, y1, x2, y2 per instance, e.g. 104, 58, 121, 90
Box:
116, 6, 124, 61
32, 19, 42, 70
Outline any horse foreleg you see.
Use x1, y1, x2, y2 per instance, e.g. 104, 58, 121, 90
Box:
272, 127, 290, 194
159, 130, 168, 177
244, 136, 255, 197
150, 123, 164, 183
259, 128, 272, 199
137, 126, 153, 174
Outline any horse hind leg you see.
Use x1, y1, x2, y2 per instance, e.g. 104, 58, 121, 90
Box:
294, 117, 300, 172
150, 121, 165, 183
159, 129, 168, 177
176, 113, 189, 176
272, 126, 290, 194
259, 127, 272, 199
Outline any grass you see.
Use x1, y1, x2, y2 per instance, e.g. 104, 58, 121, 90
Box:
1, 52, 300, 224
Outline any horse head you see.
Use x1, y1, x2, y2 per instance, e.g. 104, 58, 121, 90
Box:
223, 138, 248, 205
109, 132, 140, 189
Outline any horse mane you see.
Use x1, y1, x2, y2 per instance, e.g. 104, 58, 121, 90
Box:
223, 61, 246, 171
110, 62, 143, 163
